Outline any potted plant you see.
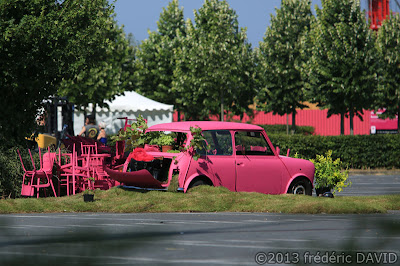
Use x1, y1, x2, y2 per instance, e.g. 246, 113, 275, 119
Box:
310, 150, 351, 196
150, 134, 175, 152
83, 177, 95, 202
83, 189, 94, 202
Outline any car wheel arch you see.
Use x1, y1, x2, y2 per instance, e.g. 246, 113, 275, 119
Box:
286, 176, 313, 196
184, 175, 213, 193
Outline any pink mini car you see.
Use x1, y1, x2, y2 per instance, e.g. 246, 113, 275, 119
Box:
106, 121, 315, 195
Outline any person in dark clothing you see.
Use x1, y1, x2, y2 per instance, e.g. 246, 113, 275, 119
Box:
78, 115, 99, 139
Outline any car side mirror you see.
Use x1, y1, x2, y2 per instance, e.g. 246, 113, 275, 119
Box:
276, 147, 280, 155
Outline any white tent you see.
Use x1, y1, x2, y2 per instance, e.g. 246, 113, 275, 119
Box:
72, 91, 174, 135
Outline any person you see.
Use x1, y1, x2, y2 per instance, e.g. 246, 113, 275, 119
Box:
78, 114, 99, 139
97, 122, 107, 145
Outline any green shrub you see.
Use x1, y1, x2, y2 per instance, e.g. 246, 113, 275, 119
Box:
310, 150, 351, 194
258, 124, 315, 135
1, 147, 24, 198
0, 147, 43, 198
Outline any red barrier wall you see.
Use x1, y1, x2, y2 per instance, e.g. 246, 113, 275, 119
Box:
174, 110, 371, 136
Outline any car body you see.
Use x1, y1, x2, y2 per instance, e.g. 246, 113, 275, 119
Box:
106, 121, 315, 195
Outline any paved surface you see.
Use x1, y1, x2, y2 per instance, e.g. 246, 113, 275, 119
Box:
0, 212, 399, 265
0, 173, 399, 265
335, 174, 400, 196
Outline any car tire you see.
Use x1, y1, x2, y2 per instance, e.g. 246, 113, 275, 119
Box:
188, 179, 208, 190
288, 179, 312, 196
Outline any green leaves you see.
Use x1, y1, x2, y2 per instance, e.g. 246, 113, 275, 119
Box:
135, 0, 185, 107
111, 115, 149, 152
375, 13, 400, 131
303, 0, 377, 133
257, 0, 313, 130
310, 150, 351, 194
183, 126, 210, 161
0, 0, 122, 146
173, 0, 257, 120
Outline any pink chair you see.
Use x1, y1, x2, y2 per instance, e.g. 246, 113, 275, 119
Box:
17, 149, 36, 197
81, 142, 98, 155
18, 148, 57, 198
250, 146, 267, 152
59, 145, 92, 195
112, 140, 126, 168
57, 147, 74, 196
33, 148, 57, 198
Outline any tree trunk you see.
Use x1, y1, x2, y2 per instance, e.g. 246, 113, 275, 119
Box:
291, 110, 296, 135
340, 112, 345, 135
83, 109, 87, 125
92, 103, 97, 120
177, 108, 181, 122
397, 107, 400, 134
286, 113, 289, 135
220, 90, 224, 122
349, 110, 354, 135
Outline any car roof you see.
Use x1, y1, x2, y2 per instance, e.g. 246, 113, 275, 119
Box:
147, 121, 263, 132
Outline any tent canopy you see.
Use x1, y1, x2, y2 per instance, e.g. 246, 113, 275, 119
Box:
100, 91, 173, 112
72, 91, 174, 135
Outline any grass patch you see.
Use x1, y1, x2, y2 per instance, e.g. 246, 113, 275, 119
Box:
0, 186, 399, 214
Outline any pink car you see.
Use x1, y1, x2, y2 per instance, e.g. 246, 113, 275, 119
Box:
106, 121, 315, 195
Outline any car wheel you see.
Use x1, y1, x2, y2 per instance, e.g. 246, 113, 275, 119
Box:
288, 179, 312, 196
188, 179, 208, 190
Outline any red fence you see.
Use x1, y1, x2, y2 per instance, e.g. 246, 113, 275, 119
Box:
244, 110, 371, 136
174, 110, 372, 136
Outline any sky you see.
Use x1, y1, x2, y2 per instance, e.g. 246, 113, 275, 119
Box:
113, 0, 324, 47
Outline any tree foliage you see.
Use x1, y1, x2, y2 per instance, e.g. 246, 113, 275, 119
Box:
0, 0, 118, 146
375, 13, 400, 132
257, 0, 313, 132
173, 0, 257, 120
302, 0, 377, 134
135, 0, 185, 107
58, 24, 137, 111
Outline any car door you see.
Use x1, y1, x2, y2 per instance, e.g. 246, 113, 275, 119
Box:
234, 131, 285, 194
197, 130, 236, 191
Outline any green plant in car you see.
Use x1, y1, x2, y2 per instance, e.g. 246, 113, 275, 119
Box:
110, 115, 149, 151
183, 126, 210, 161
149, 134, 174, 146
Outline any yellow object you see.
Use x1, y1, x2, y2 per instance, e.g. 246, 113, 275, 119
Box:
36, 134, 57, 149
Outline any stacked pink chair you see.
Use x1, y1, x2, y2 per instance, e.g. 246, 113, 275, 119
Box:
58, 144, 92, 195
18, 148, 57, 198
80, 142, 113, 190
18, 149, 36, 197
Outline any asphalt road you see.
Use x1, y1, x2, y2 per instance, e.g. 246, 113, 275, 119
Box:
0, 173, 399, 265
335, 174, 400, 196
0, 212, 399, 265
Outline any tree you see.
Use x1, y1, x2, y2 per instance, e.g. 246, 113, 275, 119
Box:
135, 0, 185, 117
302, 0, 377, 135
375, 13, 400, 133
257, 0, 313, 134
173, 0, 257, 121
0, 0, 119, 147
58, 24, 137, 114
